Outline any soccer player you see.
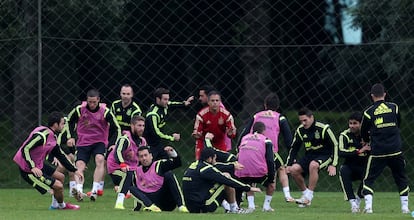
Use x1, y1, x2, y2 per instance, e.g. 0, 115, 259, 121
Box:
182, 147, 261, 213
46, 117, 78, 197
111, 84, 142, 131
192, 91, 236, 159
286, 107, 338, 207
235, 122, 276, 212
197, 85, 232, 152
360, 83, 410, 214
129, 146, 188, 212
238, 93, 294, 202
338, 111, 370, 213
67, 89, 121, 201
13, 111, 81, 210
144, 87, 194, 160
107, 115, 147, 209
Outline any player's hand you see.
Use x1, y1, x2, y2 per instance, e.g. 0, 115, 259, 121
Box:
205, 132, 214, 140
172, 133, 180, 141
184, 96, 194, 106
108, 145, 115, 152
74, 170, 84, 182
233, 162, 244, 170
192, 131, 202, 139
120, 166, 129, 172
327, 165, 336, 176
67, 138, 76, 147
360, 144, 371, 153
31, 167, 43, 177
249, 187, 262, 193
51, 157, 60, 166
164, 146, 178, 157
226, 127, 236, 137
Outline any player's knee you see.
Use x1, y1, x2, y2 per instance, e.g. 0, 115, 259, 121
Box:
290, 164, 302, 175
95, 155, 105, 165
309, 161, 320, 170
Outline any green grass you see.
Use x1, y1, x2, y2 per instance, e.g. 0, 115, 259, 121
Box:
0, 189, 411, 220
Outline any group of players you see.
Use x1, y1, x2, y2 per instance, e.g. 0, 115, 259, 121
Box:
13, 83, 410, 214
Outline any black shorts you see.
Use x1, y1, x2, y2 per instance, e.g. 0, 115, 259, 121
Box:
297, 154, 332, 176
75, 142, 106, 164
19, 164, 56, 194
238, 176, 273, 187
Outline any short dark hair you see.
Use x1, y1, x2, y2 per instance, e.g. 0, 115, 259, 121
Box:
207, 90, 221, 100
138, 146, 151, 153
370, 83, 385, 97
48, 111, 64, 127
298, 107, 313, 117
121, 84, 134, 93
348, 111, 362, 123
252, 121, 266, 133
200, 85, 216, 95
154, 87, 169, 99
131, 115, 145, 124
264, 93, 280, 111
200, 148, 216, 161
87, 89, 100, 98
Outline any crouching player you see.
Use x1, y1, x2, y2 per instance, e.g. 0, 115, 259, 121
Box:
13, 111, 82, 210
129, 146, 189, 212
107, 115, 147, 209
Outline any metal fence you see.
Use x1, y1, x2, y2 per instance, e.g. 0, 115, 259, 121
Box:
1, 0, 413, 191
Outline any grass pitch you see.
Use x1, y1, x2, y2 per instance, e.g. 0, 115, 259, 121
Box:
0, 189, 411, 220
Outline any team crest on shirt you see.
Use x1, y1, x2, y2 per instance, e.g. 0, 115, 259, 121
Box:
206, 120, 211, 124
314, 130, 320, 139
218, 117, 224, 125
126, 109, 132, 116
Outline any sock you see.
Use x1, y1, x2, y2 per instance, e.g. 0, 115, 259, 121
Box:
229, 202, 239, 211
116, 193, 125, 204
69, 181, 76, 196
247, 195, 255, 209
222, 200, 230, 210
283, 187, 292, 198
349, 199, 357, 208
364, 194, 373, 210
76, 183, 83, 193
51, 196, 58, 208
400, 196, 409, 210
58, 202, 66, 209
302, 188, 310, 197
99, 181, 105, 191
307, 190, 314, 201
263, 195, 272, 209
92, 182, 100, 193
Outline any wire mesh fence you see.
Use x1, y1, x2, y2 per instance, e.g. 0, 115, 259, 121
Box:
1, 0, 413, 191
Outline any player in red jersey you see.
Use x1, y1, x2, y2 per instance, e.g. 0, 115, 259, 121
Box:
192, 91, 236, 159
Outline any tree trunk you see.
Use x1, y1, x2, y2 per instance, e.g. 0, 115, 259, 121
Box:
239, 0, 272, 121
12, 0, 38, 146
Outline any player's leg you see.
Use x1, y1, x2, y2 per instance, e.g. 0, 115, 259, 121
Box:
362, 156, 386, 213
274, 153, 294, 202
339, 164, 358, 212
388, 155, 410, 213
290, 157, 308, 206
129, 186, 161, 212
90, 143, 106, 201
162, 171, 188, 212
73, 146, 91, 201
262, 176, 275, 212
111, 170, 128, 209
